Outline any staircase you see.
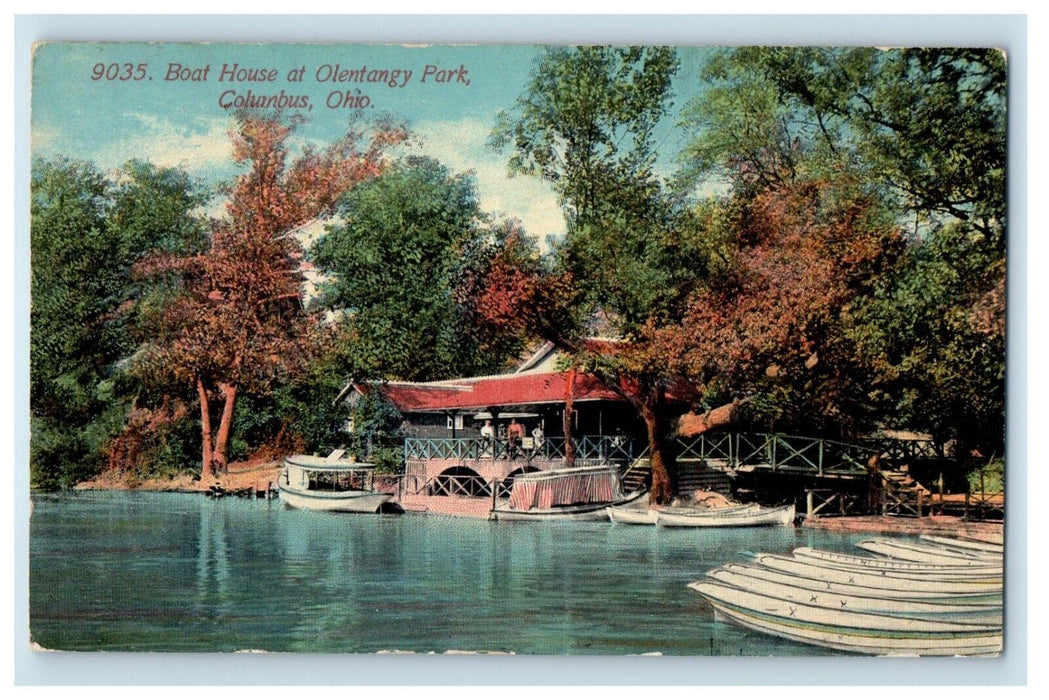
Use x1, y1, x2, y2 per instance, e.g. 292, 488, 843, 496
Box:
620, 458, 732, 496
879, 469, 932, 517
621, 460, 651, 493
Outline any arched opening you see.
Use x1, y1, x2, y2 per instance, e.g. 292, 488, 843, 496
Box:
429, 465, 490, 497
499, 465, 541, 498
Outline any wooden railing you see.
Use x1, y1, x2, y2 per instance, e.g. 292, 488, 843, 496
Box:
399, 431, 941, 483
403, 435, 636, 464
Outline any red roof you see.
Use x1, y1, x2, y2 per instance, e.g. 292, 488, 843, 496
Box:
358, 371, 623, 413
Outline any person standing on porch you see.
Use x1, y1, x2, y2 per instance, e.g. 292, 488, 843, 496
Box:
507, 418, 525, 458
480, 419, 495, 456
531, 424, 545, 456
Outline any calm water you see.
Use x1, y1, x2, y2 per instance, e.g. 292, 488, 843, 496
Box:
30, 491, 869, 655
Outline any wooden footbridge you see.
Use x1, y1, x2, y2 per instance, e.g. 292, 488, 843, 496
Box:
396, 431, 967, 518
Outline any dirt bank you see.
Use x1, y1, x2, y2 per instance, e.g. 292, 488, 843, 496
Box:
75, 459, 283, 493
803, 514, 1003, 541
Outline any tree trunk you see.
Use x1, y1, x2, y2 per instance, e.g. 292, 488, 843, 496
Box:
563, 367, 576, 468
196, 377, 214, 481
212, 382, 238, 473
640, 392, 677, 506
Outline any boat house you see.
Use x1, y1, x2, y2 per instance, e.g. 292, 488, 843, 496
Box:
344, 343, 652, 515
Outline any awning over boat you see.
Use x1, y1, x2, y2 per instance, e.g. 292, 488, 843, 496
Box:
508, 466, 622, 511
284, 455, 376, 472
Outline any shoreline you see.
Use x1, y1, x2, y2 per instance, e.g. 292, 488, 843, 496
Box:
70, 470, 1006, 540
74, 460, 283, 494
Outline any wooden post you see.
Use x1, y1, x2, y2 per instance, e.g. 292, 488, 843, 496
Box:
916, 489, 924, 519
806, 490, 814, 519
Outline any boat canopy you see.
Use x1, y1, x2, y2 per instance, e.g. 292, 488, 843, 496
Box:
508, 465, 622, 511
284, 455, 376, 472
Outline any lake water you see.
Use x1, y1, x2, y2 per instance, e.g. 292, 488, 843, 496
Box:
29, 491, 870, 655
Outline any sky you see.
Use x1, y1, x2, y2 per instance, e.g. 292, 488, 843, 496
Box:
31, 43, 711, 242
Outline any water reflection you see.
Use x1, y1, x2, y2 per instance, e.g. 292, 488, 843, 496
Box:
31, 492, 846, 655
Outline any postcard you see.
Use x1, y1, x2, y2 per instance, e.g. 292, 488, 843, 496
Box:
28, 40, 1006, 659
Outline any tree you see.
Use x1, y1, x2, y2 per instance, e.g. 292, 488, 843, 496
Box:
489, 46, 718, 504
137, 112, 408, 480
683, 48, 1005, 238
654, 178, 905, 438
311, 156, 527, 382
30, 159, 209, 488
682, 47, 1006, 453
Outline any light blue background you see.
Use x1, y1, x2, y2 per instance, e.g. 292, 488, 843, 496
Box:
13, 13, 1028, 687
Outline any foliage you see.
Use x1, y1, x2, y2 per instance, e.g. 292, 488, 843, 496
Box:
967, 458, 1004, 496
344, 390, 404, 473
683, 47, 1006, 239
654, 177, 904, 437
135, 111, 408, 478
848, 221, 1005, 452
312, 156, 525, 381
681, 47, 1006, 453
490, 46, 710, 503
30, 159, 209, 488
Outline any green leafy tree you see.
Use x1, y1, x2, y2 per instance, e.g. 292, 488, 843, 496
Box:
30, 159, 209, 488
312, 156, 524, 382
489, 46, 722, 503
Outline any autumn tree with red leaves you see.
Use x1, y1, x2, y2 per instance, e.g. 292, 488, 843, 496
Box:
649, 179, 904, 437
138, 112, 407, 480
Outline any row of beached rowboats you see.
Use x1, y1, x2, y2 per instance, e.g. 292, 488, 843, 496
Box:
688, 534, 1004, 656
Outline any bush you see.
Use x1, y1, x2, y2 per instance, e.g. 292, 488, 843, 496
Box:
967, 458, 1003, 495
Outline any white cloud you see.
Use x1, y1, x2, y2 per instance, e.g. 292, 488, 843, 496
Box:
119, 113, 235, 175
411, 118, 565, 245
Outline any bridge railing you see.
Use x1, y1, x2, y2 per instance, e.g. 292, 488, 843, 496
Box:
632, 432, 882, 477
402, 432, 938, 479
403, 435, 636, 464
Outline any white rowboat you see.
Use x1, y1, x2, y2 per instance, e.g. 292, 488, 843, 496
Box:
657, 504, 795, 528
705, 568, 1003, 624
791, 548, 1002, 578
690, 580, 1002, 657
857, 539, 999, 565
720, 563, 1002, 604
752, 554, 1002, 592
606, 506, 659, 525
920, 535, 1004, 556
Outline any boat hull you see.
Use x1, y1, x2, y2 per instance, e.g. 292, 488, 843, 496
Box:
857, 539, 1000, 565
278, 481, 392, 513
606, 506, 659, 525
705, 569, 1003, 623
692, 581, 1002, 657
721, 563, 1003, 604
920, 535, 1004, 555
490, 490, 646, 522
791, 548, 1002, 579
752, 554, 1002, 592
793, 547, 1001, 573
657, 504, 795, 528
